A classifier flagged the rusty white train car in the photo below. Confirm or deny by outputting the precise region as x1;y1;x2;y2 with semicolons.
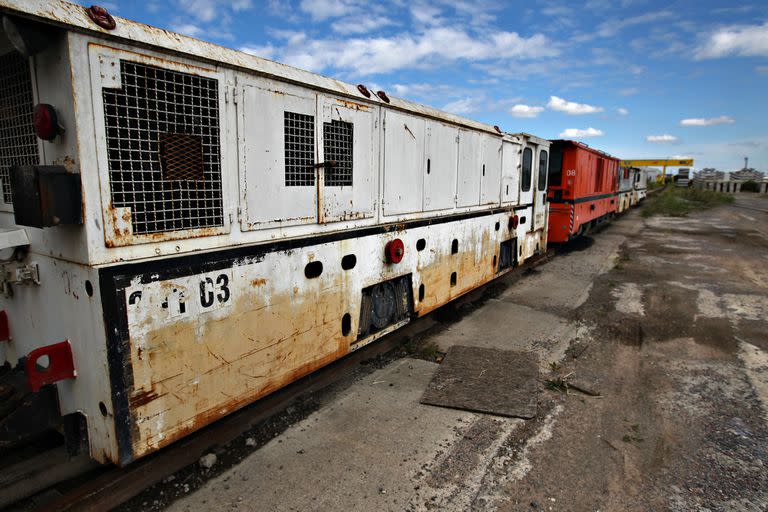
617;166;635;213
0;1;549;465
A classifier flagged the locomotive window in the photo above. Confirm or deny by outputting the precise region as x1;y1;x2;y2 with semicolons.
548;147;563;187
285;111;316;186
521;147;532;192
323;120;353;186
538;150;548;191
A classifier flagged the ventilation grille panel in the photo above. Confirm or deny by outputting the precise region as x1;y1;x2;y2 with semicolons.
284;111;315;187
0;52;38;205
102;60;223;235
323;120;353;187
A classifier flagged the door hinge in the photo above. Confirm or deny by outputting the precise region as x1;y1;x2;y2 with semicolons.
232;87;239;104
236;207;242;222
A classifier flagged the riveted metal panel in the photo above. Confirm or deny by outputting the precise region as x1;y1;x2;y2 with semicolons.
480;134;502;206
318;95;376;223
501;139;520;205
238;78;318;230
457;129;482;208
424;120;457;212
382;110;425;216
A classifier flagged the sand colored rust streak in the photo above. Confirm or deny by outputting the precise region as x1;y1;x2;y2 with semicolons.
415;228;498;317
126;275;352;459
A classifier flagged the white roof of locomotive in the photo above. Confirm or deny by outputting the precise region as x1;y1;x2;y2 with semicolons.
0;0;507;137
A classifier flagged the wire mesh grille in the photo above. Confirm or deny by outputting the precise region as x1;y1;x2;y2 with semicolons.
159;133;205;181
323;120;353;186
0;52;38;205
102;60;223;235
284;111;315;186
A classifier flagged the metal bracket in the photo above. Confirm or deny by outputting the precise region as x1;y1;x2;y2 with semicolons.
25;340;77;392
1;262;40;297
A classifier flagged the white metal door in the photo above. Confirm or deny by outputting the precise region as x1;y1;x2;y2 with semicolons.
501;140;520;205
318;95;376;223
518;144;534;208
533;145;548;231
239;80;317;230
424;120;458;211
383;110;425;216
480;134;502;206
456;129;482;207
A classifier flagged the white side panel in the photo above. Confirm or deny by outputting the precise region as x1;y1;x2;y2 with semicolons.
501;140;520;205
318;95;376;223
424;120;458;211
480;134;502;206
240;80;317;230
383;111;425;216
456;129;482;207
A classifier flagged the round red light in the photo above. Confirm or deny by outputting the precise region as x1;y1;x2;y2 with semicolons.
33;104;60;141
510;215;519;230
385;239;405;264
86;5;117;30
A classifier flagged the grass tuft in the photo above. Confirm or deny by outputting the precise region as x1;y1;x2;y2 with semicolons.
641;186;734;218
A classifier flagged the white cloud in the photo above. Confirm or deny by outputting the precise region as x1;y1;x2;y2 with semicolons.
268;27;558;75
559;127;604;138
597;11;674;38
299;0;358;21
757;65;768;74
510;104;544;118
332;16;396;34
547;96;603;115
442;97;482;115
646;134;678;143
617;107;629;116
695;22;768;59
239;44;276;59
619;87;639;96
175;0;219;23
170;23;203;37
680;116;735;126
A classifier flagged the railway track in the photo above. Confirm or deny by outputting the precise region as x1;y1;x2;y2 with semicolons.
4;252;552;512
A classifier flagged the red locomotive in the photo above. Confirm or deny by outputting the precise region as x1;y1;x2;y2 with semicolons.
546;140;620;243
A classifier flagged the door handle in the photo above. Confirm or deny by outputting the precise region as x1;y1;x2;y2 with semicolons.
313;161;337;169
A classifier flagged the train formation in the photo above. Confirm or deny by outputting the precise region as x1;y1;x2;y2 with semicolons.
0;0;647;466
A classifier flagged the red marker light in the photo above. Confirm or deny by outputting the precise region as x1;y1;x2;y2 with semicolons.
510;215;519;229
385;239;405;264
33;103;61;141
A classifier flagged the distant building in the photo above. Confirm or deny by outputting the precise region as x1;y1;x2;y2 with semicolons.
730;168;764;181
695;168;725;180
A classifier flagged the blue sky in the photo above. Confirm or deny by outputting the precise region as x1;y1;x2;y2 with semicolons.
92;0;767;171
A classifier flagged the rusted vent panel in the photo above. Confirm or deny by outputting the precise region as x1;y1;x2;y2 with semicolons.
0;52;39;205
159;133;205;181
103;60;223;235
284;111;315;186
323;120;353;186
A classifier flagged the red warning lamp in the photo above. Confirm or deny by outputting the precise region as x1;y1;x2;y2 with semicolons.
385;239;405;264
510;215;519;230
33;104;62;141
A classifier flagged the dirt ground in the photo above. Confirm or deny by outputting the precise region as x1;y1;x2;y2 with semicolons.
141;194;768;512
497;195;768;512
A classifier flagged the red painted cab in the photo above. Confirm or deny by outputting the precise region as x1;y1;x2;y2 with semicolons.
546;140;619;243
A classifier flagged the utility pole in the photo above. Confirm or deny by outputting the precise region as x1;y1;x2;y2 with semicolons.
744;156;748;170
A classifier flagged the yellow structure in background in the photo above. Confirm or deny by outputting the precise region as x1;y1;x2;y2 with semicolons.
621;159;695;183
